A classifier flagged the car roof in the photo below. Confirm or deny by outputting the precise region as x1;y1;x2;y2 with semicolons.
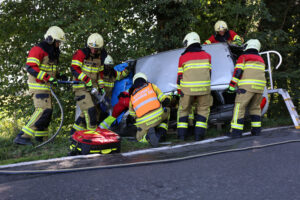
135;43;235;93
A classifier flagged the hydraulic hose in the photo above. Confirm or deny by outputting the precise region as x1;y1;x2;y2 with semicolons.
2;139;299;175
35;87;64;149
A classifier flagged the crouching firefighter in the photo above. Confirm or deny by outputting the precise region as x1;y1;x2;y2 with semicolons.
227;39;266;137
177;32;213;141
14;26;66;145
70;33;108;135
127;73;171;147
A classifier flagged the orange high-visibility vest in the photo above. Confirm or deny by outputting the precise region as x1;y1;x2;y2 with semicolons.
131;83;161;118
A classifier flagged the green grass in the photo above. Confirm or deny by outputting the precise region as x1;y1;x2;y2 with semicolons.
0;114;294;165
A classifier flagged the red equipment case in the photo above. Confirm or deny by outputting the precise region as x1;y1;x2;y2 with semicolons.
70;127;121;155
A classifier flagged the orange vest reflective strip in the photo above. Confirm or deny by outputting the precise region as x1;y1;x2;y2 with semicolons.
131;84;161;118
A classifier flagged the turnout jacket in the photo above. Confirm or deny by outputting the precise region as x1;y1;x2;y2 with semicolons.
204;30;242;45
177;44;212;96
129;83;168;125
229;50;266;93
26;41;59;93
70;48;107;91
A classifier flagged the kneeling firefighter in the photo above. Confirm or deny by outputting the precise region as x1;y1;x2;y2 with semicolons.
127;73;171;147
177;32;213;141
227;39;266;137
14;26;66;145
70;33;107;135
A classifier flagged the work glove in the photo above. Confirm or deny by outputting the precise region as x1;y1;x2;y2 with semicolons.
226;86;236;93
162;98;170;107
177;89;184;97
48;77;58;86
85;80;93;91
126;115;136;125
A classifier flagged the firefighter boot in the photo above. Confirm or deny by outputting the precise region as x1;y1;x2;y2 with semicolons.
13;131;33;145
146;127;159;147
250;115;261;136
194;115;207;141
177;116;188;140
157;127;167;142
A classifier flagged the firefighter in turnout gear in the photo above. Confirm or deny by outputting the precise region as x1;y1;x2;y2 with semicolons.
204;20;243;46
100;55;130;99
228;39;266;137
70;33;108;135
128;73;171;147
177;32;213;141
14;26;66;145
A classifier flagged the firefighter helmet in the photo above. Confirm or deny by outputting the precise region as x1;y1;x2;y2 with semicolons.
87;33;104;49
104;55;114;65
183;32;201;47
133;72;147;83
44;26;66;43
244;39;261;52
214;20;228;32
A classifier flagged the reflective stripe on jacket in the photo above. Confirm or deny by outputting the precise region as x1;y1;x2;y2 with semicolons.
178;51;212;95
130;83;161;118
231;54;266;93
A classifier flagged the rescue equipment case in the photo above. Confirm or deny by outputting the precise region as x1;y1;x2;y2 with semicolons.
69;127;121;155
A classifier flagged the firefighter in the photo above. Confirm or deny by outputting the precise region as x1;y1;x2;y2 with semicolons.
70;33;107;135
177;32;213;141
100;55;130;101
204;20;243;46
227;39;265;137
127;73;171;147
13;26;66;145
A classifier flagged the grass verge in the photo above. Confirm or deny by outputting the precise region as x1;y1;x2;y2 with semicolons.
0;115;293;165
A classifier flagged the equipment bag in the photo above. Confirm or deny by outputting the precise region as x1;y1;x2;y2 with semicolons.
70;127;121;155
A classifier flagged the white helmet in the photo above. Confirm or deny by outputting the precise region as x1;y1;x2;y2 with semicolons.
133;72;147;83
183;32;201;47
44;26;66;43
87;33;104;49
214;20;228;32
244;39;261;52
104;55;114;65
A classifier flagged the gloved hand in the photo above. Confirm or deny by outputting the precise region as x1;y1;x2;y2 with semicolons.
126;115;136;125
85;80;93;91
226;86;236;93
162;98;170;107
48;77;58;85
177;89;184;97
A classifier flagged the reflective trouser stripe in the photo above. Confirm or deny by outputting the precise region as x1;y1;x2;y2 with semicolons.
138;134;148;143
177;122;188;128
72;123;85;131
158;122;168;130
251;121;261;127
231;103;244;130
35;130;48;137
22;126;35;137
231;123;244;130
84;111;96;131
100;121;110;129
26;108;43;127
195;121;207;129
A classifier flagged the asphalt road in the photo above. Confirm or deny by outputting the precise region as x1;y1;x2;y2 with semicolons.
1;128;300;200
